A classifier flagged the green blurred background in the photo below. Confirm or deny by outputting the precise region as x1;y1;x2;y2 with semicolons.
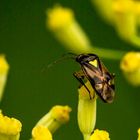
0;0;140;140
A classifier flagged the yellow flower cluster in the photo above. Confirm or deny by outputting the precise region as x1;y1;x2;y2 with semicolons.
0;105;71;140
1;1;140;140
36;105;71;134
92;0;140;47
45;4;140;140
0;112;22;140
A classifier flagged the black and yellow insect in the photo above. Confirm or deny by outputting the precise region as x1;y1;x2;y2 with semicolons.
73;53;115;103
48;53;115;103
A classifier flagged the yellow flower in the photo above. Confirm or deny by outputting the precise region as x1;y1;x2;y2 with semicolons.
47;5;74;30
90;129;110;140
78;81;97;140
134;2;140;15
120;52;140;86
0;55;9;101
36;105;71;133
32;125;52;140
91;0;114;24
138;128;140;140
46;5;91;53
113;0;137;41
0;112;22;140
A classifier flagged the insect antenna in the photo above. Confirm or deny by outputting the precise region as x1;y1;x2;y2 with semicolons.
41;53;77;72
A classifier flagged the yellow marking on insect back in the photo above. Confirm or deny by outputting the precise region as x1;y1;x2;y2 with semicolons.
89;60;98;67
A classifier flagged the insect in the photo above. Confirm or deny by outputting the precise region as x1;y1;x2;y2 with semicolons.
47;53;115;103
73;53;115;103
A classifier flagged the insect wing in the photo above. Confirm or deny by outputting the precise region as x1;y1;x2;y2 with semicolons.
101;83;115;103
81;60;115;103
97;61;115;103
82;62;102;84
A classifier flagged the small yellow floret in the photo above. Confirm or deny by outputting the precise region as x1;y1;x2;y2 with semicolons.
32;125;52;140
0;55;9;74
51;105;72;123
0;113;22;135
47;6;74;30
90;129;110;140
120;52;140;72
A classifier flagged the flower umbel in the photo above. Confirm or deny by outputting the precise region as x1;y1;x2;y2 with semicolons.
32;125;52;140
90;129;110;140
36;105;71;133
0;55;9;101
0;112;22;140
78;81;97;140
92;0;140;47
120;51;140;86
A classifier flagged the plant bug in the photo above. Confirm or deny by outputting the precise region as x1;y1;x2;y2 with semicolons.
47;53;115;103
73;53;115;103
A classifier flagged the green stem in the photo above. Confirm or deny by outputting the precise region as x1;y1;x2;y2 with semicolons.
83;134;90;140
89;46;126;60
131;36;140;48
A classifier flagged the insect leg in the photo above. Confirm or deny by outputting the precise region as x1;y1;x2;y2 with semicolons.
73;71;92;99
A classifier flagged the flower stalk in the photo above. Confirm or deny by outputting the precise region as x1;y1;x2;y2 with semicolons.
78;81;97;140
35;105;71;133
